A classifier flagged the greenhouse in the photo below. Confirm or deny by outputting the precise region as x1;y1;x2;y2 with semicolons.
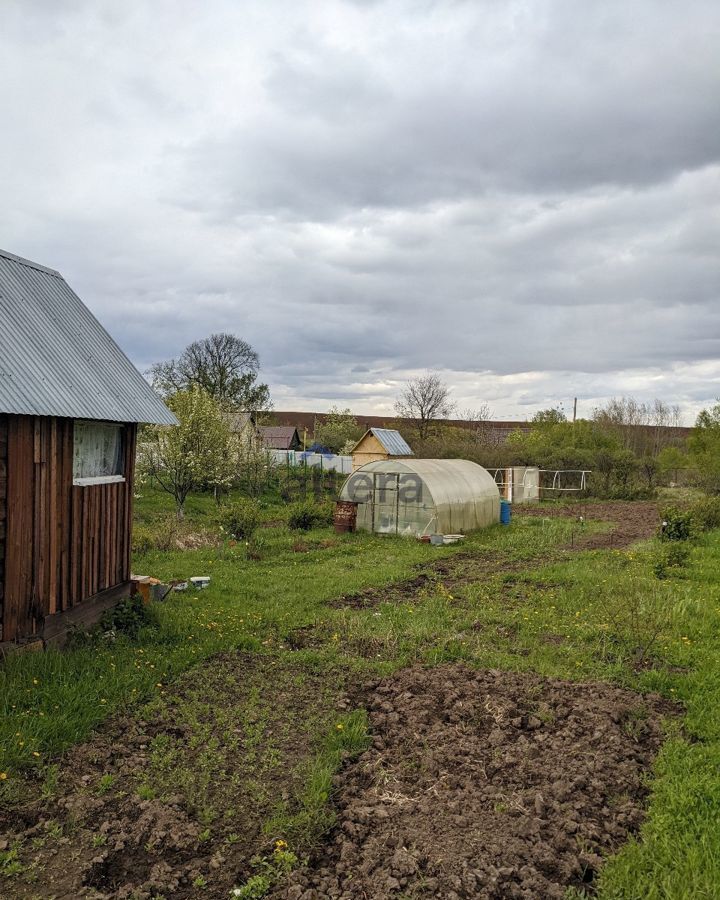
339;458;500;536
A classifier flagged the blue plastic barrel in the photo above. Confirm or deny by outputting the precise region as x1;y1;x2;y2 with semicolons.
500;500;511;525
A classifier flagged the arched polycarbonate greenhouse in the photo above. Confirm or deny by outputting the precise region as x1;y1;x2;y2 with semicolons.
339;459;500;535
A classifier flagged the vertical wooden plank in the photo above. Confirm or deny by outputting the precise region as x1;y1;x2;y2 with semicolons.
109;484;118;587
94;485;101;596
81;485;90;602
97;484;105;592
48;419;58;615
103;483;110;591
70;485;81;607
5;417;35;641
89;487;95;601
0;415;8;641
124;425;137;581
59;420;72;612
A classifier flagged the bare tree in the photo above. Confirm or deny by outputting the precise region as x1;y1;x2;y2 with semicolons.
395;373;455;439
592;396;683;457
149;333;271;412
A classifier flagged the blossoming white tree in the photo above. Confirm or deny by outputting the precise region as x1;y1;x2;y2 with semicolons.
140;386;236;516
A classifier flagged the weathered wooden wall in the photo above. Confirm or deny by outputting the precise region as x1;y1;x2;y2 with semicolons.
0;415;7;640
1;416;137;643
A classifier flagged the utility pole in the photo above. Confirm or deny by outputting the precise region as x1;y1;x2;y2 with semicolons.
572;397;577;423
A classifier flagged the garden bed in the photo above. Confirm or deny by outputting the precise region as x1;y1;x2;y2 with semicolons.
273;663;678;899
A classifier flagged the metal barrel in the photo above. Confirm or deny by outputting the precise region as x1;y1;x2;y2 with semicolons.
500;500;512;525
334;499;359;533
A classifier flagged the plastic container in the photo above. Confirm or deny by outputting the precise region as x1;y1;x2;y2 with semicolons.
500;500;512;526
190;576;211;590
430;534;445;545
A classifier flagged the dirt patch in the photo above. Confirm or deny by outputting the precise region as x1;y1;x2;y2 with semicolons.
273;664;678;900
0;653;348;899
331;551;530;609
522;500;660;550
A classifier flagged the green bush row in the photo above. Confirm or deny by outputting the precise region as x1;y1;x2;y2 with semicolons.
660;496;720;542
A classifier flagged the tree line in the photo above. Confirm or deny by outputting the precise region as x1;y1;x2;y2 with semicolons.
140;337;719;511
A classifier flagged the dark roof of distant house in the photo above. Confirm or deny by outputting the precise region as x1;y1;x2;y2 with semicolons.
353;428;413;456
0;248;177;425
258;425;301;449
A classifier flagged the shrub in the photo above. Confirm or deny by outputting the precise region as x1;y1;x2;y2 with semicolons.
288;500;333;531
596;577;675;665
131;514;179;554
99;596;153;640
219;499;261;541
652;542;690;579
660;506;694;542
690;496;720;532
131;524;155;556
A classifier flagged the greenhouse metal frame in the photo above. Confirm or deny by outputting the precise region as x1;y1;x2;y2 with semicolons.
339;458;500;536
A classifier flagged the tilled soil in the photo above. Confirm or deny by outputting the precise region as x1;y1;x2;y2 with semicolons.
273;664;677;900
521;500;660;550
332;552;542;610
0;653;349;900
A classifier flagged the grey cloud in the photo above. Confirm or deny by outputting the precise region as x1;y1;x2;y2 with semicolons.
172;1;720;221
0;0;718;423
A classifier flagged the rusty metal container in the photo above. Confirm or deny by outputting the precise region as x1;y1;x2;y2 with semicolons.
334;499;359;533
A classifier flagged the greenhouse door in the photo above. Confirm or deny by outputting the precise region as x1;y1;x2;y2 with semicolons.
372;473;399;534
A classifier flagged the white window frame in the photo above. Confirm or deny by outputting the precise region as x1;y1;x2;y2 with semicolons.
72;421;126;487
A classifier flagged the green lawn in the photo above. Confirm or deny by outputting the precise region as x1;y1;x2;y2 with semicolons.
1;493;720;897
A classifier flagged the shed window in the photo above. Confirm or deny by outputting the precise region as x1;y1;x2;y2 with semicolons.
73;422;125;485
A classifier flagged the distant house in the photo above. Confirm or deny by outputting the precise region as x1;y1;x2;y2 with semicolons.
259;425;302;451
0;248;176;647
350;428;413;472
227;411;260;448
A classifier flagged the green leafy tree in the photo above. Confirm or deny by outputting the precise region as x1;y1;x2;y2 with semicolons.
658;445;688;485
149;333;271;412
314;407;364;454
688;403;720;493
139;386;236;516
531;407;567;425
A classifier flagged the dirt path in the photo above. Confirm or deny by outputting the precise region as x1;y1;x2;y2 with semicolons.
273;664;677;900
332;501;660;610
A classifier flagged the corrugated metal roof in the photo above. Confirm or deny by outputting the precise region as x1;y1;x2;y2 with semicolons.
0;248;177;425
370;428;413;456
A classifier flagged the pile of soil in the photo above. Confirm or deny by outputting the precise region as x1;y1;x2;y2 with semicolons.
273;664;677;900
521;500;660;550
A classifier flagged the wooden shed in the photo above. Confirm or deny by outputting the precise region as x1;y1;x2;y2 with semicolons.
0;249;177;647
349;428;413;472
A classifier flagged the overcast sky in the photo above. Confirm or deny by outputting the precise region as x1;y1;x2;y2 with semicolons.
2;1;719;422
